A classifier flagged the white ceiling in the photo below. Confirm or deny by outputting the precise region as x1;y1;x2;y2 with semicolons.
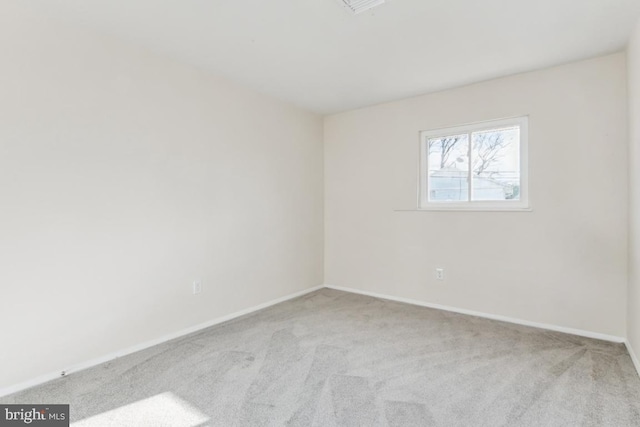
27;0;640;114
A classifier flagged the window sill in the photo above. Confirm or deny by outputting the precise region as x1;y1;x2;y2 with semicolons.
395;206;533;212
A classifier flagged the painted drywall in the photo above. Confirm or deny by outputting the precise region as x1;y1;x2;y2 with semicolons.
0;2;323;390
325;53;628;337
628;18;640;368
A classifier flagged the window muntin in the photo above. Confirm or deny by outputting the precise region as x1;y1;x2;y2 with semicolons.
419;117;528;210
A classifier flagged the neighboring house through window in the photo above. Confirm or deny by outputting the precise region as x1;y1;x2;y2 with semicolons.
419;116;529;211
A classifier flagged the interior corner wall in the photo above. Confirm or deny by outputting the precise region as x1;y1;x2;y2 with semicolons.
324;53;629;338
0;2;324;390
628;18;640;364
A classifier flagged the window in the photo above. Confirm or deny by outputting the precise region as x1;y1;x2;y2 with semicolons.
419;116;529;210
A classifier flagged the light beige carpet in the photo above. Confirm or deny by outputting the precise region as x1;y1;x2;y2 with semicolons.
3;288;640;426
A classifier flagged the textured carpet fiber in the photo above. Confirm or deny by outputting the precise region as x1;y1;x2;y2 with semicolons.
4;289;640;426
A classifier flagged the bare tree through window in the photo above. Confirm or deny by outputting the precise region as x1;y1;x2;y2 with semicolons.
424;125;521;202
473;131;508;176
429;135;465;169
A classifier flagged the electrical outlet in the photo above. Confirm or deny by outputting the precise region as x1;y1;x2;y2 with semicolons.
192;280;202;294
435;268;445;280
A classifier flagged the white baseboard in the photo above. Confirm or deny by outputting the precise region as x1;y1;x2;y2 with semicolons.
626;341;640;378
3;283;630;397
324;284;625;343
0;285;324;398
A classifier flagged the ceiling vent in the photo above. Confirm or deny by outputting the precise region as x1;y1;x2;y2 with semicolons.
338;0;385;15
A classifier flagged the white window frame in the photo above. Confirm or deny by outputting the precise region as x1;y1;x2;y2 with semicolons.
419;116;529;211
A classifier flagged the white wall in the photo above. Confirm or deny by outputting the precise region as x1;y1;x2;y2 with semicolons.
0;2;323;390
325;54;628;337
628;18;640;363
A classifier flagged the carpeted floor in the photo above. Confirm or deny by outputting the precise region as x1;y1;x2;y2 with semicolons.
3;288;640;426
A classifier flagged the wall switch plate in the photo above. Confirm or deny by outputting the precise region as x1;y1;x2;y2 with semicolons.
435;268;445;280
192;280;202;294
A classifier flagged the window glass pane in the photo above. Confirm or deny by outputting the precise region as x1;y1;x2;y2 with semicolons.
428;134;469;201
471;126;520;201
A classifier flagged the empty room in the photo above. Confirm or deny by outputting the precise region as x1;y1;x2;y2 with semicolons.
2;0;640;425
